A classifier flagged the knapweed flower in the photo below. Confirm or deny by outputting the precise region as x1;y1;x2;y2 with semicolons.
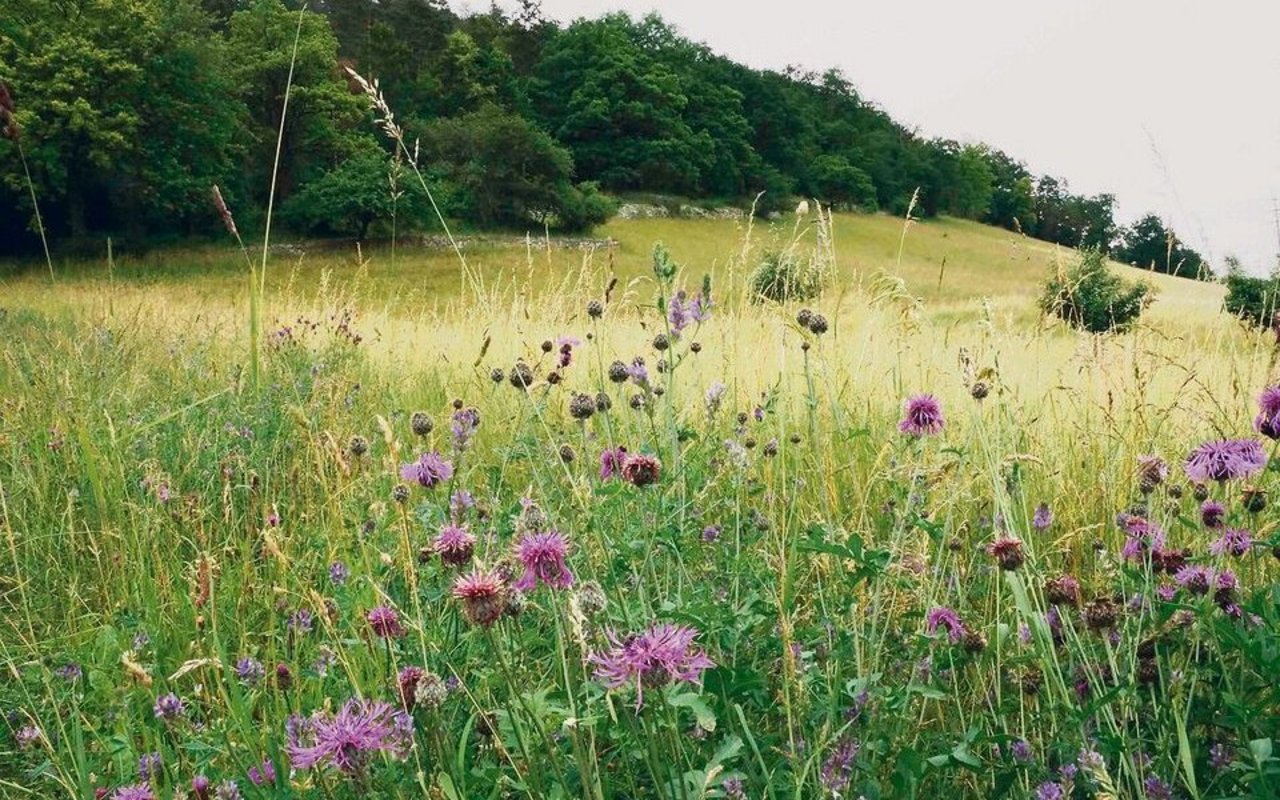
288;608;314;635
1200;500;1226;528
988;536;1025;570
397;666;424;709
399;451;454;488
1209;527;1252;557
590;623;714;708
1032;503;1053;531
450;407;480;450
367;605;404;639
599;447;628;480
235;656;264;686
1210;742;1233;770
452;569;507;627
1045;574;1081;606
701;525;721;543
153;692;185;720
1142;775;1174;800
1184;439;1267;483
434;524;476;567
1254;385;1280;439
925;606;966;643
705;382;726;417
513;531;574;591
214;781;242;800
1174;564;1214;595
1120;515;1166;561
898;394;944;437
55;662;82;682
1136;455;1169;492
192;776;211;800
1083;598;1120;631
668;289;712;336
1010;739;1034;763
287;699;411;773
621;453;661;486
112;786;155;800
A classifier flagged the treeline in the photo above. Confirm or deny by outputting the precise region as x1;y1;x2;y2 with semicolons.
0;0;1207;275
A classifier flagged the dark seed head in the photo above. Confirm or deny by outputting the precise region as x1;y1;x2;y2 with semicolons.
629;394;646;409
796;308;813;327
452;398;463;410
789;433;801;444
807;314;829;335
652;334;670;351
586;299;603;319
970;381;990;400
541;340;553;353
509;361;534;389
411;411;433;436
348;435;368;456
546;370;562;385
652;386;665;397
607;360;629;383
690;341;701;353
594;392;612;412
559;443;575;463
962;629;987;653
1243;485;1267;513
569;393;596;420
1019;668;1043;695
1193;483;1209;502
392;484;410;504
490;367;505;383
1083;598;1120;631
763;439;778;457
1136;658;1160;687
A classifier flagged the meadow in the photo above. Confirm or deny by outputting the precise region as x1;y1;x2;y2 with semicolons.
3;210;1280;799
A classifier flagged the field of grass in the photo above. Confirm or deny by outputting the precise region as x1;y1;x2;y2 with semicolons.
3;212;1280;799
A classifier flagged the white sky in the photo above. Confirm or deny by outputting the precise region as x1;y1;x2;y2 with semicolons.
454;0;1280;272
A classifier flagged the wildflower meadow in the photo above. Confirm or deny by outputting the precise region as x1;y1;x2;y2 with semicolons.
4;218;1280;800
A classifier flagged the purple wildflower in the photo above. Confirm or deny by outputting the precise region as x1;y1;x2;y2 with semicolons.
286;699;411;773
434;524;476;567
449;489;475;521
113;786;155;800
599;447;628;480
722;776;746;800
153;692;185;720
399;451;454;489
214;780;242;800
15;725;40;750
329;561;349;586
138;751;162;782
1120;516;1166;561
925;606;966;643
1174;565;1214;595
668;290;712;336
1156;583;1177;601
288;608;314;635
1209;527;1252;557
513;531;575;591
621;453;661;486
1032;503;1053;531
1010;739;1034;764
192;775;211;800
453;570;507;627
56;663;82;681
701;525;721;543
1254;385;1280;439
820;739;860;794
1035;782;1065;800
590;623;714;708
235;657;264;686
898;394;944;437
1210;742;1232;770
1200;500;1226;528
450;408;480;450
1143;775;1174;800
705;382;726;416
1184;439;1267;483
247;759;275;786
367;605;404;639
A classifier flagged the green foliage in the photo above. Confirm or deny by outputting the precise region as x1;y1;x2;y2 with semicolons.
808;154;877;210
1116;213;1208;279
280;146;427;238
1223;263;1280;328
1040;249;1151;332
749;249;825;303
423;103;609;231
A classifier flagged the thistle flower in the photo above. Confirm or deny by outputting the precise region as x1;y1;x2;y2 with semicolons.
925;606;966;643
1255;385;1280;439
399;451;454;489
1035;782;1065;800
367;605;404;639
1200;500;1226;528
898;394;944;437
452;570;507;627
621;453;661;486
287;698;412;773
1209;527;1252;557
192;776;211;800
153;692;185;720
590;623;714;708
1184;439;1267;483
599;447;628;480
434;524;476;567
1174;565;1213;595
988;536;1025;570
513;531;575;591
1142;775;1174;800
1010;739;1034;763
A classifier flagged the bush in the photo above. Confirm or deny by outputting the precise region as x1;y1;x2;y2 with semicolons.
1223;268;1280;329
1039;249;1151;333
552;181;616;233
749;249;824;303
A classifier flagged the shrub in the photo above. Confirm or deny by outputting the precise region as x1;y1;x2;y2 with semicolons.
1223;268;1280;329
750;249;824;303
1039;249;1150;332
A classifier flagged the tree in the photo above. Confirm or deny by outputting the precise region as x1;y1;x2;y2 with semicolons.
807;154;877;209
1116;214;1206;278
280;146;425;238
423;103;611;231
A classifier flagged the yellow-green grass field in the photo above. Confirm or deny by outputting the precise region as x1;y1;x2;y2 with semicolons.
4;211;1279;799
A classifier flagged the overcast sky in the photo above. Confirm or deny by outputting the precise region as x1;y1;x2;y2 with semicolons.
454;0;1280;271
